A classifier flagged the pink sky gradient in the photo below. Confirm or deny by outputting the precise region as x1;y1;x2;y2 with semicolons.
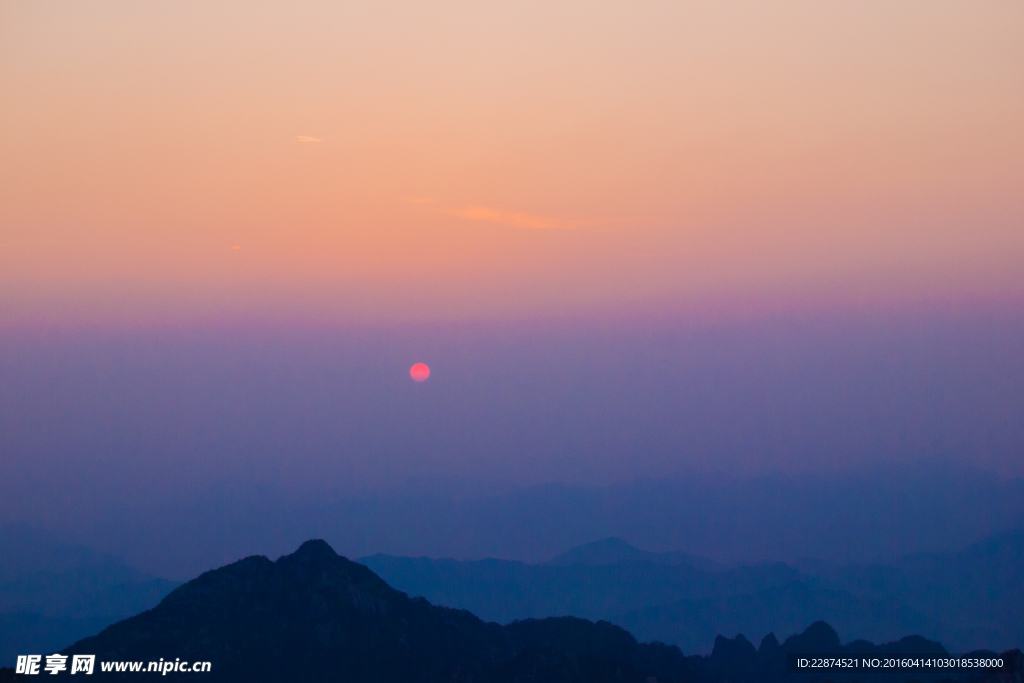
2;0;1022;325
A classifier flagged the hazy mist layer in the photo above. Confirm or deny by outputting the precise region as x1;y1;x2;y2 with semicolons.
1;305;1021;576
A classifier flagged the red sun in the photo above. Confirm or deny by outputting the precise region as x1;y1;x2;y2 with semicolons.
410;363;430;382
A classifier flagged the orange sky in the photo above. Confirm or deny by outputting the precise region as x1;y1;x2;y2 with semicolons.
1;0;1022;325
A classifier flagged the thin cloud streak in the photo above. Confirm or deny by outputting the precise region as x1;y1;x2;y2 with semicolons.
447;205;583;230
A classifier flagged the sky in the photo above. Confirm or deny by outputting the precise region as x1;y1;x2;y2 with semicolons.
1;0;1023;325
2;305;1023;516
1;2;1023;567
1;307;1023;574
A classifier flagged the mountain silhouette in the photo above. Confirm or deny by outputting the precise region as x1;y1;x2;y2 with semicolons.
2;540;1007;683
0;527;179;666
364;530;1024;653
57;540;700;682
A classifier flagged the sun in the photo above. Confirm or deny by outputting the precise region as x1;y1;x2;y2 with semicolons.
410;363;430;382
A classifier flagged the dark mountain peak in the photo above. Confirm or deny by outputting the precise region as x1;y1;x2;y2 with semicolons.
708;633;756;678
59;541;703;682
267;539;397;599
758;633;779;654
780;621;841;652
289;539;338;561
62;541;512;681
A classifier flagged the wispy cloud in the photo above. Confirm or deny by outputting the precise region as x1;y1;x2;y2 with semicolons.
297;136;324;142
446;205;581;230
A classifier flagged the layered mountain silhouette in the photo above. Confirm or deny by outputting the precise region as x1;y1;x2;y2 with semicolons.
0;540;1005;682
0;528;179;666
543;537;719;570
5;529;1023;675
363;531;1024;653
56;540;701;682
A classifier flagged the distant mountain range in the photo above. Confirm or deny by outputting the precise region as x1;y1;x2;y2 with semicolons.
0;528;179;666
24;464;1024;582
3;528;1022;668
362;530;1024;654
0;540;1004;683
543;537;721;570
